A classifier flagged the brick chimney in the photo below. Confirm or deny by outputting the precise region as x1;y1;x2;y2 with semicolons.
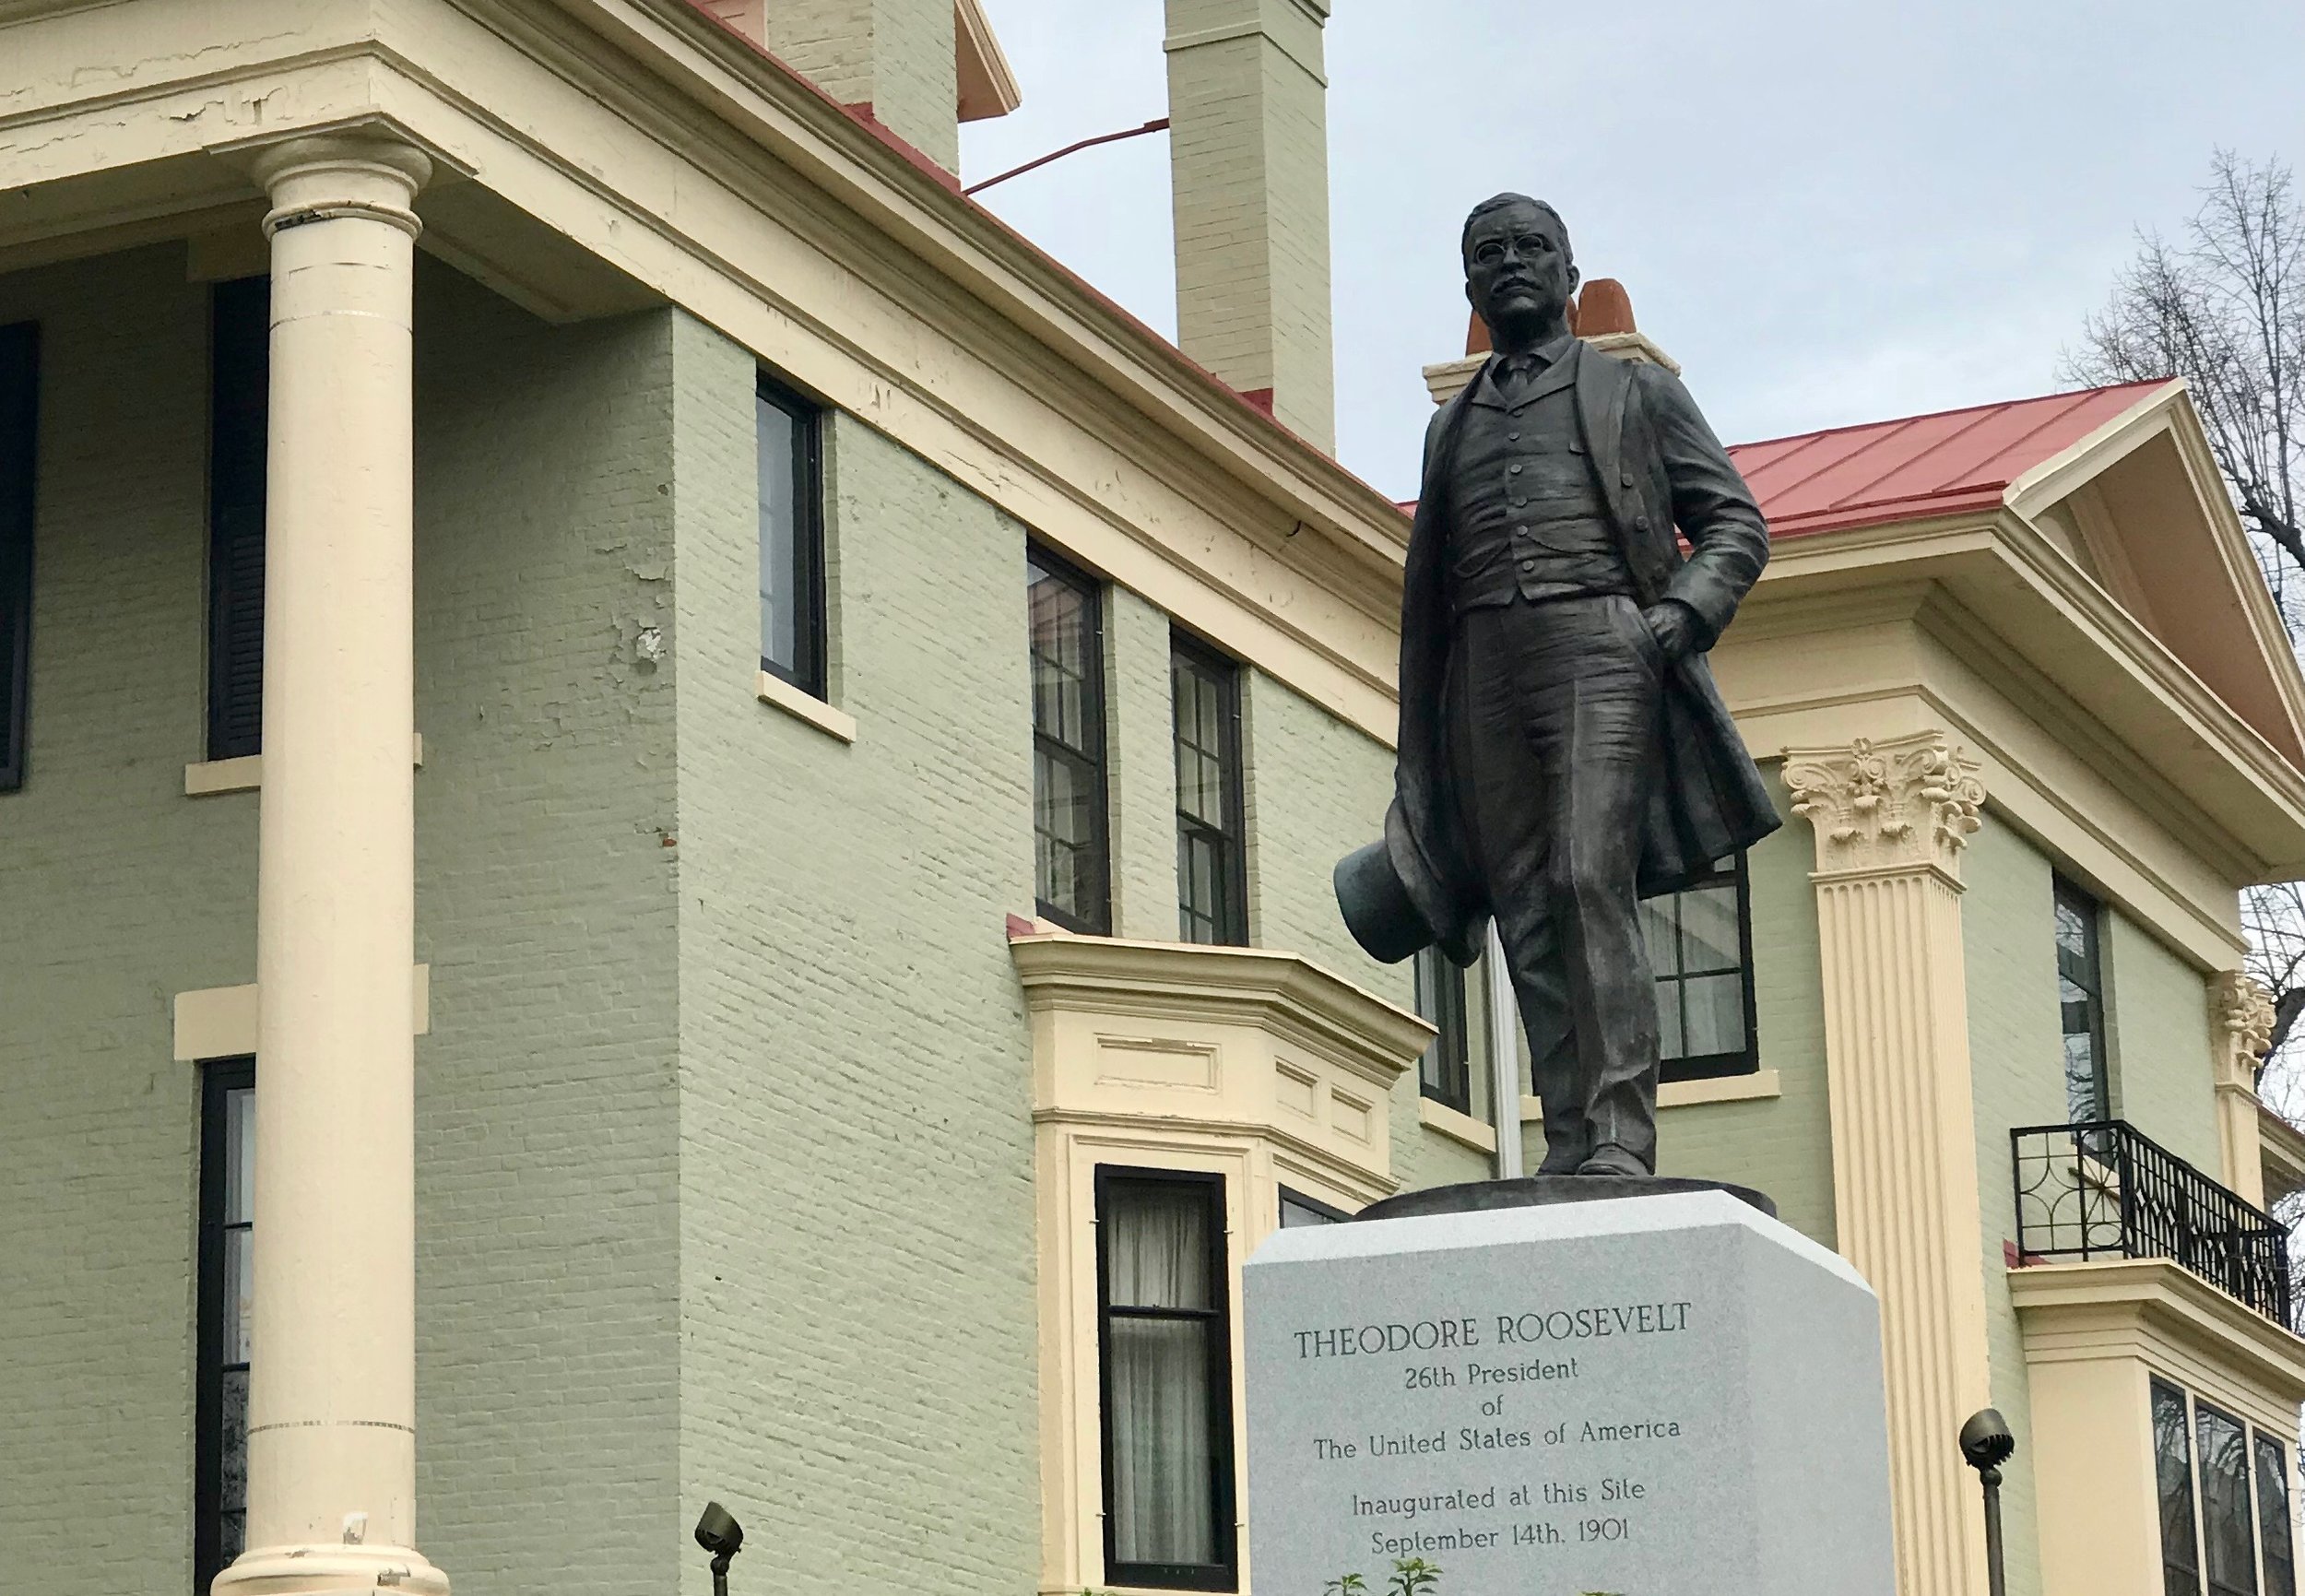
703;0;963;171
1423;278;1680;407
1164;0;1336;452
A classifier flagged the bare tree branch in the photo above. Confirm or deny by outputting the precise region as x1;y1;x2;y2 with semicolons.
2066;153;2305;1117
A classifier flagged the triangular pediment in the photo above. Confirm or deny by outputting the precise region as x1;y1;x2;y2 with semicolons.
2004;383;2305;767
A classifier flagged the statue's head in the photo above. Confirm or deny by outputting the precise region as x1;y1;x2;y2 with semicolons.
1461;194;1578;349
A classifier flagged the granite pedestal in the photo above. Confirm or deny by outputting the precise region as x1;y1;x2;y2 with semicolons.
1243;1190;1894;1595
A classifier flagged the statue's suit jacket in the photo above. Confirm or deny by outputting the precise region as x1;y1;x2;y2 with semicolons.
1386;341;1781;966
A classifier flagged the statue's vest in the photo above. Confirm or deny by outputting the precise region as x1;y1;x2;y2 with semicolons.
1446;379;1628;617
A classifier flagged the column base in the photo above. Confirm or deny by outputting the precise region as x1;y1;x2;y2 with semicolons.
212;1544;449;1595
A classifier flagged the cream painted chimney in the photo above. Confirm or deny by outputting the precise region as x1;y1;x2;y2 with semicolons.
1164;0;1336;452
1423;280;1681;407
701;0;964;171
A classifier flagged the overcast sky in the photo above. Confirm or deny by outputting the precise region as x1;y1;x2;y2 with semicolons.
958;1;2305;502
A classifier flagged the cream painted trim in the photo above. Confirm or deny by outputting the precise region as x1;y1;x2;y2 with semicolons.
1517;1068;1781;1122
1162;8;1330;84
1017;930;1419;1595
185;734;425;797
1418;1095;1496;1153
1730;544;2264;966
172;965;432;1060
1751;513;2305;882
2006;380;2305;764
1581;330;1680;374
2009;1257;2305;1436
2261;1105;2305;1209
0;7;1412;742
952;0;1021;122
1423;354;1482;407
184;754;264;797
2012;1256;2305;1596
755;670;857;743
1011;931;1432;1090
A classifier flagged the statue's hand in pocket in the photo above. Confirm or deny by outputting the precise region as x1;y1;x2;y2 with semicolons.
1640;600;1699;664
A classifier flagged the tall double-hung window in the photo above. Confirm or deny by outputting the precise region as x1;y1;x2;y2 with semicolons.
0;320;36;792
2055;874;2113;1124
1414;947;1472;1113
1029;547;1109;932
757;372;827;696
195;1060;256;1590
2155;1377;2297;1596
1095;1167;1236;1590
1171;636;1247;946
1640;854;1758;1082
207;278;269;761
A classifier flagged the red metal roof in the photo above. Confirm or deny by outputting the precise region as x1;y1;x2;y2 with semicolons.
1730;380;2171;538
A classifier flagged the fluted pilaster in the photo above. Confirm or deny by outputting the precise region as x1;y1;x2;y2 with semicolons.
2211;970;2275;1207
1783;731;1991;1596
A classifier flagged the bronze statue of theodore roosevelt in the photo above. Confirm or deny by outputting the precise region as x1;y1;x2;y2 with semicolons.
1337;195;1780;1178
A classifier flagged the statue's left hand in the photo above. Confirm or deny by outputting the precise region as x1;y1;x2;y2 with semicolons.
1641;599;1701;662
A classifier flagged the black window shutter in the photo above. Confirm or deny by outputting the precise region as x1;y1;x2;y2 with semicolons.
207;279;269;762
0;321;36;793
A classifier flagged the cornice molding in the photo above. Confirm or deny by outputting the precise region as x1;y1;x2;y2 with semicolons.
1010;931;1428;1087
1756;507;2305;880
1783;731;1985;880
2009;1257;2305;1421
0;0;1412;738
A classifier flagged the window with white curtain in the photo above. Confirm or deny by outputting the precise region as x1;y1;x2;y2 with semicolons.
1096;1167;1236;1590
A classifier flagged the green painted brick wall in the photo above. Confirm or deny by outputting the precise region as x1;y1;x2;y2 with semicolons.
2106;911;2220;1172
0;244;244;1596
668;317;1043;1595
408;264;686;1596
1965;818;2066;1596
1107;584;1181;943
1649;767;1838;1247
1241;670;1490;1193
0;251;693;1596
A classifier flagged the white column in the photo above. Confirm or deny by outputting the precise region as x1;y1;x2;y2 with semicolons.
1782;732;1992;1596
215;132;446;1596
1486;925;1523;1178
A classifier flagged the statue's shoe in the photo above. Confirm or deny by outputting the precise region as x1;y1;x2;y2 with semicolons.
1575;1144;1650;1178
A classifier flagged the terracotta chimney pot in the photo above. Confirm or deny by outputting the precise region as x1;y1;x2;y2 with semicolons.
1576;278;1637;337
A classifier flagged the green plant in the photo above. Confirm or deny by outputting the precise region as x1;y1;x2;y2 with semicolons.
1386;1558;1441;1596
1323;1577;1368;1596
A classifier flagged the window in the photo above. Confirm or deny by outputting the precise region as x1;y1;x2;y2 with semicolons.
195;1059;255;1591
2160;1381;2205;1596
2258;1434;2296;1596
1414;946;1472;1114
1279;1188;1346;1228
2154;1377;2298;1596
207;278;269;762
1640;854;1758;1082
2055;874;2112;1124
1095;1167;1235;1590
0;321;36;793
757;373;826;695
1172;637;1247;946
1029;547;1109;933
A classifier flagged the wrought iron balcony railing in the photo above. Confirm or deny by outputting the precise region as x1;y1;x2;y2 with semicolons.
2011;1119;2295;1331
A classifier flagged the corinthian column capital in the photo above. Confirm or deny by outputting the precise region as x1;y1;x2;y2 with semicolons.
2212;970;2276;1087
1782;731;1986;880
